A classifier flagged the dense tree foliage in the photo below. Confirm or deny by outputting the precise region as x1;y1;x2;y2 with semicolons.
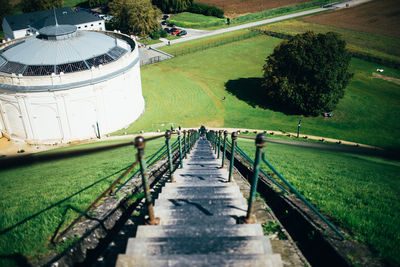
21;0;63;13
0;0;12;30
89;0;109;7
109;0;160;36
152;0;192;13
187;3;224;18
262;31;352;115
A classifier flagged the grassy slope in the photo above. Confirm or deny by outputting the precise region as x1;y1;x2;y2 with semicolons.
63;0;87;7
168;12;225;28
169;0;335;30
117;33;400;149
0;138;170;265
236;138;400;265
259;20;400;64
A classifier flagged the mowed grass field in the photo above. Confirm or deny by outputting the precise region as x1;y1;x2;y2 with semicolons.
236;138;400;265
116;32;400;149
0;138;170;266
168;12;225;28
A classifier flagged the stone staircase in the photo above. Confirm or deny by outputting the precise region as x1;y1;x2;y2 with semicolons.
116;138;282;266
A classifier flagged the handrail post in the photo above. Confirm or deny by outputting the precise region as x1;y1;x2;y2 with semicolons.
214;131;218;154
217;130;222;159
183;130;187;158
165;130;175;182
228;132;237;182
244;133;266;224
178;129;183;168
187;130;191;155
221;130;228;168
135;136;159;225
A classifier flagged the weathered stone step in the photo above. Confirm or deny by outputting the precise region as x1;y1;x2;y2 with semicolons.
136;224;263;238
125;236;272;255
155;206;247;218
174;169;225;174
157;192;244;199
160;185;241;194
172;176;227;182
117;253;283;267
160;215;238;225
154;198;247;207
163;181;234;187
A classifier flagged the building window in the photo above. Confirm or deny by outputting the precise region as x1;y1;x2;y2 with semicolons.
99;22;101;25
85;25;87;28
78;26;81;29
91;24;93;26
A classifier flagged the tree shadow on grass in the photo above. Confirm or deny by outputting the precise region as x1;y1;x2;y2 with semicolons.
0;254;30;267
224;77;298;115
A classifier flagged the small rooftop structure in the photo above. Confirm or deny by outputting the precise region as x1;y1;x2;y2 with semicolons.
2;7;105;40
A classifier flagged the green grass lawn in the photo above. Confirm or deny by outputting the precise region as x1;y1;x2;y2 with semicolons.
236;138;400;265
63;0;87;7
117;33;400;149
259;20;400;65
0;137;171;266
168;12;225;29
138;37;162;46
167;0;335;30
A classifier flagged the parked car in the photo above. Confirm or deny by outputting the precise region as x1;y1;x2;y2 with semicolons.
163;28;171;33
171;29;180;35
177;30;187;36
161;21;167;26
167;23;175;27
163;15;169;20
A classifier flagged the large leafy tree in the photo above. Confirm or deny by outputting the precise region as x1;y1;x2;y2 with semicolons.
89;0;109;7
152;0;193;13
262;31;353;116
109;0;160;36
21;0;63;13
0;0;12;30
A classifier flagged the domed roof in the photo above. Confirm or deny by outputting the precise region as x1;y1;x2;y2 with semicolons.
39;24;77;39
0;25;131;76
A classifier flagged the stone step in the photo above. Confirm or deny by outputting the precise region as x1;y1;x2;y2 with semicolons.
154;198;247;207
175;170;228;174
163;181;234;187
172;176;227;182
160;185;241;194
125;236;272;255
157;192;244;199
185;162;221;167
117;253;283;267
136;224;263;238
160;215;238;225
155;206;247;218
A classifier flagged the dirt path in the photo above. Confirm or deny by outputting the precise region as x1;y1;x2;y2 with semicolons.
205;127;381;149
373;73;400;85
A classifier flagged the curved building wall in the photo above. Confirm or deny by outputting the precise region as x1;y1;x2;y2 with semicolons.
0;34;144;144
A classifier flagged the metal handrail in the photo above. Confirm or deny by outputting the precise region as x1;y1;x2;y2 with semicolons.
113;143;167;195
233;143;289;194
261;152;344;239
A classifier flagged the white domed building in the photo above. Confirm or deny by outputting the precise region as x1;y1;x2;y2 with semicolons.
0;24;144;144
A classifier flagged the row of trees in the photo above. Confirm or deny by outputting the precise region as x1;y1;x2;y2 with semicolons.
152;0;193;13
21;0;62;13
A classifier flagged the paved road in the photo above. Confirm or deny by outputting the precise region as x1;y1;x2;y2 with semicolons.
151;0;373;49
